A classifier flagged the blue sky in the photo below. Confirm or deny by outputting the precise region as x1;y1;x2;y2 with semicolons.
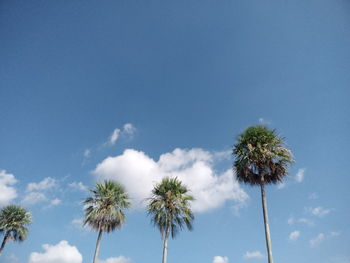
0;0;349;263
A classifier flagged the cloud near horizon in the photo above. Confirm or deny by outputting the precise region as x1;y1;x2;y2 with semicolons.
98;256;132;263
213;256;229;263
93;148;248;213
28;240;83;263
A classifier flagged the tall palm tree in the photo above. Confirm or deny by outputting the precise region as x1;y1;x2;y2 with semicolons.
233;126;293;263
147;177;194;263
83;180;131;263
0;205;32;254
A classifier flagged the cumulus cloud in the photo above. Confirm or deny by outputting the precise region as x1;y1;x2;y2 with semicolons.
213;256;229;263
28;240;83;263
310;233;325;247
26;177;57;192
98;256;132;263
243;251;264;259
295;169;305;183
307;206;331;217
93;148;248;213
0;170;18;206
289;230;300;241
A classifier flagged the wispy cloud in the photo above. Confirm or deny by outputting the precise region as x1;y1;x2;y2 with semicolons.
84;149;91;158
277;182;286;189
244;251;264;259
289;230;300;241
310;233;325;247
50;198;61;206
123;123;136;135
258;118;271;125
22;192;47;205
105;123;137;146
26;177;57;192
69;182;88;192
308;193;318;200
295;168;305;183
287;216;314;226
307;206;332;217
309;232;340;247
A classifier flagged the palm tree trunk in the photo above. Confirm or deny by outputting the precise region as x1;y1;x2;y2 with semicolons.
260;184;274;263
93;229;103;263
162;225;170;263
0;231;10;254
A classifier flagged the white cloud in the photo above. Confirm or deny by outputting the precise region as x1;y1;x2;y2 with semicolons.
26;177;57;192
109;128;121;146
244;251;264;259
310;233;325;247
22;192;47;205
106;123;136;146
123;123;136;135
68;182;88;192
28;240;83;263
295;168;305;183
0;170;18;206
213;256;229;263
93;148;248;213
50;199;61;206
98;256;132;263
289;230;300;241
307;206;331;217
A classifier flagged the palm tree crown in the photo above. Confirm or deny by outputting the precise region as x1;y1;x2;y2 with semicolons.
83;180;131;233
0;205;32;254
233;125;293;185
147;177;194;239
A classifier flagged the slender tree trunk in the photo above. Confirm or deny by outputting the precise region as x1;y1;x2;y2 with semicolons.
0;231;10;255
93;229;103;263
260;184;274;263
162;225;170;263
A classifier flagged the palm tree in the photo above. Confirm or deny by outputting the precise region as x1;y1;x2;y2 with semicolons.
147;177;194;263
0;205;32;254
232;126;293;263
83;180;131;263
